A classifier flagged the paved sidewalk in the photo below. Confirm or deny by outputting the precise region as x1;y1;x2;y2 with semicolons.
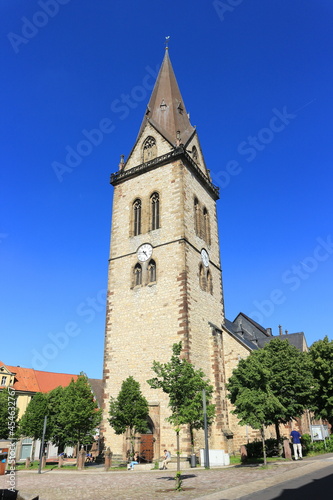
1;454;332;500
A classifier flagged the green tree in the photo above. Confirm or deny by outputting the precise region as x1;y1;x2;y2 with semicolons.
308;336;333;427
58;375;102;454
148;342;215;488
261;338;315;440
226;338;314;464
108;376;149;459
47;386;67;451
18;392;49;441
0;388;19;440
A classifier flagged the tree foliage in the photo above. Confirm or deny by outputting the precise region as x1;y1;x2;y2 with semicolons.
18;375;101;453
58;375;102;450
227;338;313;429
109;376;149;457
18;392;49;441
308;336;333;426
0;388;19;440
226;338;314;462
148;342;215;448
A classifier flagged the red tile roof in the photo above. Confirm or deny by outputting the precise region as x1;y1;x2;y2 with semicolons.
0;361;78;393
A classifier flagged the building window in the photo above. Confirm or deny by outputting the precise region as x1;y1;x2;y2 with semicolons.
207;270;213;295
148;259;156;283
134;263;142;286
150;192;160;230
194;198;200;236
199;264;206;291
1;376;6;386
133;199;142;236
192;145;198;162
203;207;211;246
143;136;157;162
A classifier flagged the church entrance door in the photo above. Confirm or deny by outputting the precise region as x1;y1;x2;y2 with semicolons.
139;433;154;462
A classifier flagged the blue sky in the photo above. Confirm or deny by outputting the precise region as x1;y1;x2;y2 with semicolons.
1;0;332;379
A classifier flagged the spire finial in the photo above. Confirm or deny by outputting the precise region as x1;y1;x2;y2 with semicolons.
165;36;170;50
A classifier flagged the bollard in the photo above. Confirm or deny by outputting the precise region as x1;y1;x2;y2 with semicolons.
77;448;86;470
283;439;292;460
25;457;31;469
240;445;247;463
104;447;112;471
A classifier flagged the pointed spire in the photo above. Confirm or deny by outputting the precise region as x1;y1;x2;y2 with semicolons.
138;48;195;147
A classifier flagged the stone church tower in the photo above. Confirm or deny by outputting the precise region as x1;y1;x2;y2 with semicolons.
102;48;229;460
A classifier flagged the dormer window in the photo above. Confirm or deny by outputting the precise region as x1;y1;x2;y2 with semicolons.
160;99;167;111
1;375;7;386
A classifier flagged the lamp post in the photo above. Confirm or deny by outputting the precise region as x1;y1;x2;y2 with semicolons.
202;389;210;469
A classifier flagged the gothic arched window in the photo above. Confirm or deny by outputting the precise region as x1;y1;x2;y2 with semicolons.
194;198;200;236
148;259;156;283
199;264;206;291
203;207;211;246
133;199;142;236
192;145;198;163
207;270;213;295
151;192;160;230
134;263;142;286
143;136;157;162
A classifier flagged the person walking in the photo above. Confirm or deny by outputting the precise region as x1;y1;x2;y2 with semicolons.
290;429;303;460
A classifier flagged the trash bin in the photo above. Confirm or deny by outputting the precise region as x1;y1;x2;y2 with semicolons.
0;461;6;475
190;454;196;468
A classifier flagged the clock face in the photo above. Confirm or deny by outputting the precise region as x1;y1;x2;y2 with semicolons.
137;243;153;262
201;248;209;267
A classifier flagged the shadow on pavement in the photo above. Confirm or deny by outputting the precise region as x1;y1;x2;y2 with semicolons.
271;473;333;499
157;473;197;482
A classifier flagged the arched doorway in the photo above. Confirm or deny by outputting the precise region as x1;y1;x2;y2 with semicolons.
139;417;154;462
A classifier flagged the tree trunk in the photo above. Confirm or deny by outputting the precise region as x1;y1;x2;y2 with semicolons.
176;429;181;490
130;429;135;459
275;422;283;456
260;426;267;466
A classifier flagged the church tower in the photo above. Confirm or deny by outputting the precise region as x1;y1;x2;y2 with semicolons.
102;47;227;460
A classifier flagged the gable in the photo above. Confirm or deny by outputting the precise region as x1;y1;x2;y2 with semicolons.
123;122;174;172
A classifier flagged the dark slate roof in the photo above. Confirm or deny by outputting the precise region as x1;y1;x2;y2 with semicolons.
257;332;308;352
88;378;104;408
234;312;270;336
137;48;195;147
223;319;259;351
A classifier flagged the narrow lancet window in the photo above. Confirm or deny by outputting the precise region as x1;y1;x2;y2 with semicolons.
203;207;211;246
133;199;142;236
151;192;160;230
134;263;142;286
207;270;213;295
199;264;206;291
194;198;200;236
148;259;156;283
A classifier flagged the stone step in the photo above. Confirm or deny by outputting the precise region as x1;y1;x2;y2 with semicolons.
130;461;191;471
